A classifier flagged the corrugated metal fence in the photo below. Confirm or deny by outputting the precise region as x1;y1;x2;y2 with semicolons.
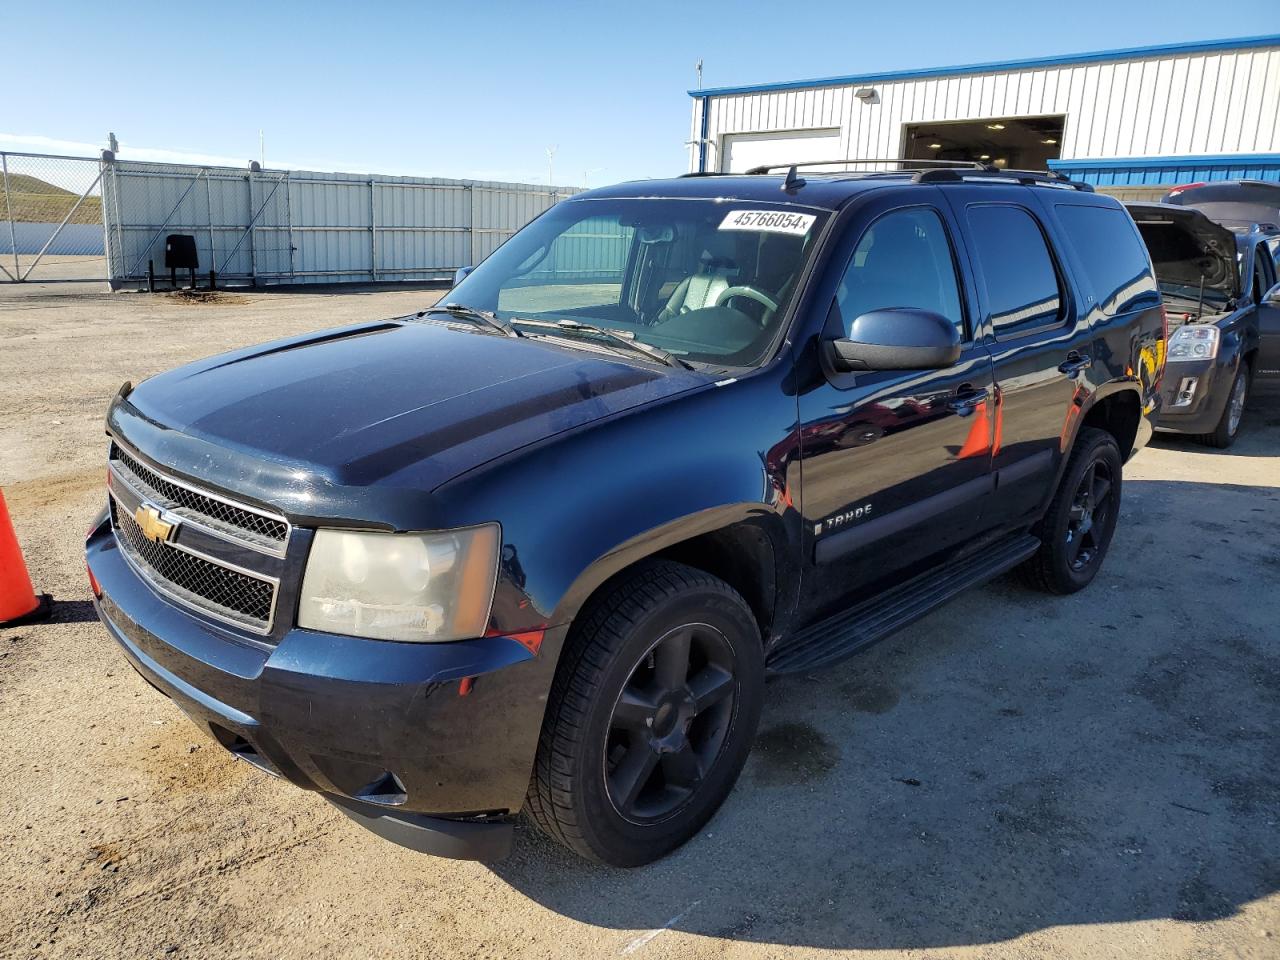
102;159;578;288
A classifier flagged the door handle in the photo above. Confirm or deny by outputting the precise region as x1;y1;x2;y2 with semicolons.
946;387;988;416
1058;352;1092;377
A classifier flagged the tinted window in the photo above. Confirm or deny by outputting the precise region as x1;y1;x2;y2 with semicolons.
1254;246;1276;302
968;205;1062;335
833;207;964;336
1056;204;1158;315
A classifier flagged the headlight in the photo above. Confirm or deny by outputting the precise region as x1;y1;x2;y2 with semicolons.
298;524;499;642
1167;324;1219;361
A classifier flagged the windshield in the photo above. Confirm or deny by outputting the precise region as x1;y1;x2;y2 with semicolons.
447;198;829;367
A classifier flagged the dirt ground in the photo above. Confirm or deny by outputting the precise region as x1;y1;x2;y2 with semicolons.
1;281;1277;960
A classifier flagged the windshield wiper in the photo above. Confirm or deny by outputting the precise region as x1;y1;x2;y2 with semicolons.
514;317;693;369
419;303;521;338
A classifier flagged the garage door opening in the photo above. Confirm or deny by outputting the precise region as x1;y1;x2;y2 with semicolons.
903;116;1065;171
720;128;843;173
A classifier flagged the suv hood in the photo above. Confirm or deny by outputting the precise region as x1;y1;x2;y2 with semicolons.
1127;202;1240;306
1163;180;1280;233
110;318;706;526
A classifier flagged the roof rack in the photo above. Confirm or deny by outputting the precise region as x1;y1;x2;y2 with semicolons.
742;158;987;175
680;158;1094;193
912;167;1094;192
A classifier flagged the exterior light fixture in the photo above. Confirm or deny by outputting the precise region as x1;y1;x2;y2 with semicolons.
854;87;879;103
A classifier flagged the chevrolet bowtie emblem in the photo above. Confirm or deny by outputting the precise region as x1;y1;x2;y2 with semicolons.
134;504;177;543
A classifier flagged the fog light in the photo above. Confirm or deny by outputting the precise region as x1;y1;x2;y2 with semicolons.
1173;377;1199;407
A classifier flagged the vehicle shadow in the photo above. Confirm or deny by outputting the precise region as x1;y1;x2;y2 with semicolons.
490;477;1280;950
49;599;100;624
1147;391;1279;457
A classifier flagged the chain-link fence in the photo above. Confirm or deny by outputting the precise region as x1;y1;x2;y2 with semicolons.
0;151;107;282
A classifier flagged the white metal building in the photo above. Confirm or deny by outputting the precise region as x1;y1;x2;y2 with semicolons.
688;34;1280;196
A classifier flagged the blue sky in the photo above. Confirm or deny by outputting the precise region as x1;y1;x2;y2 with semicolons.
4;1;1275;186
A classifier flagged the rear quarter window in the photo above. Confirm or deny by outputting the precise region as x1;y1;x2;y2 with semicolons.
1056;204;1159;316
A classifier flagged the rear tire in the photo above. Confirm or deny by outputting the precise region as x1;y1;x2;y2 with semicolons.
1020;426;1122;595
1197;365;1248;449
525;561;764;866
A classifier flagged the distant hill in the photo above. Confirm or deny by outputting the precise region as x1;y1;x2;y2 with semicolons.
0;173;103;224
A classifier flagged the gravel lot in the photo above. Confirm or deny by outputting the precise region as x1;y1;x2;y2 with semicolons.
1;282;1277;960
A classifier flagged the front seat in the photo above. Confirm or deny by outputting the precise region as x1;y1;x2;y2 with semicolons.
657;236;737;322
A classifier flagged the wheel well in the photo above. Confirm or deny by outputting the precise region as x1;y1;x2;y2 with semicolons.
582;525;774;644
1082;390;1141;459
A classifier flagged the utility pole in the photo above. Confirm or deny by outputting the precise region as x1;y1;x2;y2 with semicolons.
259;130;265;169
546;145;557;187
695;59;703;90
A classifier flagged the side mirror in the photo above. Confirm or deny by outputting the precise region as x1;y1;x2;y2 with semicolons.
453;265;474;287
825;308;962;372
1266;281;1280;304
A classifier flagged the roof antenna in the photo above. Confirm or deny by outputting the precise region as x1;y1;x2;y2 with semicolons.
781;165;806;193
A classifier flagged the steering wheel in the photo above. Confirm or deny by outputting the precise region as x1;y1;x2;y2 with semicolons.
714;285;780;316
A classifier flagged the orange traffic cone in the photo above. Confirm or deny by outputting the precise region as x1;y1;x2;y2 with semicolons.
0;490;51;626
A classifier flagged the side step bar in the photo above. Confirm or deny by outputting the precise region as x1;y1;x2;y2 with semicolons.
768;534;1041;675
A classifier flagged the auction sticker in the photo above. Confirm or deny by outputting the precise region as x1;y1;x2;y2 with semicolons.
719;209;816;236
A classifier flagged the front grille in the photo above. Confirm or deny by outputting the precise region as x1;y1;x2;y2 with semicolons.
112;445;289;549
112;498;277;631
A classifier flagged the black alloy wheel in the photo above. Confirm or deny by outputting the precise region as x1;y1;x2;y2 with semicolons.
603;623;737;824
526;560;764;866
1064;457;1115;573
1020;426;1123;595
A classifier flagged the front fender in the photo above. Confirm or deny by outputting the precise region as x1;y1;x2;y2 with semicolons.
430;367;801;632
549;500;789;628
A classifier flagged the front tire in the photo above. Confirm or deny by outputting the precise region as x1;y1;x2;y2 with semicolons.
1020;426;1122;595
525;561;764;866
1197;365;1248;449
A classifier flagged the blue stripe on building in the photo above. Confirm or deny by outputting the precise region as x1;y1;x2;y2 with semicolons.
1048;154;1280;187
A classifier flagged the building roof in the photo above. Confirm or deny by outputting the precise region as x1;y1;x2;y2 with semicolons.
688;34;1280;98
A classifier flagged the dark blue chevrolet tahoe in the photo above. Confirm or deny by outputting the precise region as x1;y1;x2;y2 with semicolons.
86;162;1167;866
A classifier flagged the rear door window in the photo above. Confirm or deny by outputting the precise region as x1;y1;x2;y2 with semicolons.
966;205;1064;337
1055;204;1158;316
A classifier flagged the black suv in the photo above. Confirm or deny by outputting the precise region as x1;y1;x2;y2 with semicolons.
86;162;1166;867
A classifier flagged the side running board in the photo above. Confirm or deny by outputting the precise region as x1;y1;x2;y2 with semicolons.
767;534;1041;675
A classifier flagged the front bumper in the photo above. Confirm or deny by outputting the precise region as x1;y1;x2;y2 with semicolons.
86;517;565;861
1153;354;1237;435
